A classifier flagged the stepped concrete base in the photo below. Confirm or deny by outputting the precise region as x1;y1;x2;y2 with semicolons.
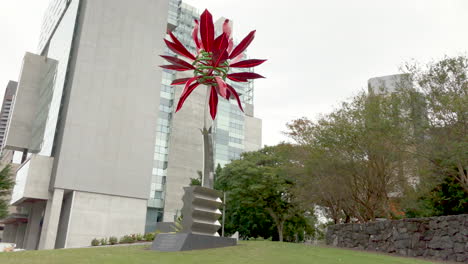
151;233;237;252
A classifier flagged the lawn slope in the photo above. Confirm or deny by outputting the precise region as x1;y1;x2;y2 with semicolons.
0;241;438;264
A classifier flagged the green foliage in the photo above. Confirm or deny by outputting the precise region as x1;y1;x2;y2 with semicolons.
119;235;136;244
144;232;155;241
282;55;467;222
91;238;100;246
108;236;118;245
217;144;315;242
135;234;144;241
171;215;183;232
0;165;14;219
286;90;413;222
99;238;108;246
404;173;468;217
403;56;468;192
190;171;202;186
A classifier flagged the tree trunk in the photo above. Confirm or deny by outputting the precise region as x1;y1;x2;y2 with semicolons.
277;221;284;242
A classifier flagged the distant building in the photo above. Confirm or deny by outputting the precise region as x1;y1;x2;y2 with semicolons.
367;73;427;190
0;0;262;249
0;81;17;151
368;73;412;95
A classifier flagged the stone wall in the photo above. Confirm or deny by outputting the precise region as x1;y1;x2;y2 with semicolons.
326;214;468;262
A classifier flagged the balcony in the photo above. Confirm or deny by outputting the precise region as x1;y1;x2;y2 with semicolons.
10;155;53;206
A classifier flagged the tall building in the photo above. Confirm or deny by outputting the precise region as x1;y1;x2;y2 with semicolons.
367;73;426;188
0;81;17;151
0;0;262;249
1;0;169;249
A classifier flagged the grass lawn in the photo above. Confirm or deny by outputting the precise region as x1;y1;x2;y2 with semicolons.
0;241;439;264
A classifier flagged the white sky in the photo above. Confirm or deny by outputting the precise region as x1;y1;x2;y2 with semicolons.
1;0;467;146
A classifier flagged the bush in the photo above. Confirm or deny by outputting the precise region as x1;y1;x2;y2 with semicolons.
100;238;108;246
144;232;155;241
135;233;144;241
119;235;136;244
91;238;100;246
109;236;118;245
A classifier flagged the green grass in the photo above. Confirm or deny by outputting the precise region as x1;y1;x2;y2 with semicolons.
0;241;438;264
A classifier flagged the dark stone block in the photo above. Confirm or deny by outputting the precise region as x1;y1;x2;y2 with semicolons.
456;254;467;262
151;233;237;252
454;242;465;253
395;239;410;249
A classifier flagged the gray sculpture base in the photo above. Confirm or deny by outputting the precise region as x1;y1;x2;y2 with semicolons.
151;233;237;252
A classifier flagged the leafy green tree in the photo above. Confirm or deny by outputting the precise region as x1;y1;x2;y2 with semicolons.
216;145;312;242
0;165;14;219
404;172;468;217
286;90;414;222
403;56;468;192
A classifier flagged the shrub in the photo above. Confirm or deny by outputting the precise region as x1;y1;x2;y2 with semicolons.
135;233;144;241
119;235;136;244
144;232;155;241
91;238;100;246
100;238;108;246
109;236;118;245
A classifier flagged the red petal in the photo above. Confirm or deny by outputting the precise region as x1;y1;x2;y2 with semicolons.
227;38;234;54
214;77;228;98
231;53;244;64
209;86;218;119
214;33;229;53
164;39;196;60
171;78;191;85
160;65;192;71
176;77;200;112
226;84;244;112
223;19;232;38
230;59;267;68
213;50;229;68
200;9;214;52
160;55;195;69
229;30;256;59
192;20;202;50
227;72;265;82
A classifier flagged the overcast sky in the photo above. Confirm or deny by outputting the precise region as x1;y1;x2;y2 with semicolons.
1;0;467;146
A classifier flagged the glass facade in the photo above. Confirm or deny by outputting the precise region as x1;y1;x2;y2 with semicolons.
146;0;255;229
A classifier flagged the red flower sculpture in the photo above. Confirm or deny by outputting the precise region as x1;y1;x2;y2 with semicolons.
160;9;266;119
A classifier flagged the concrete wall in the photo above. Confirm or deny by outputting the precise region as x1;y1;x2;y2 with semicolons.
10;155;53;205
5;53;57;151
164;84;207;222
244;116;262;152
326;214;468;262
55;191;73;248
64;191;147;248
2;223;17;243
51;0;169;199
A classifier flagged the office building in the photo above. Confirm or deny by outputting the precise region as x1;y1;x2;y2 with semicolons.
0;0;262;249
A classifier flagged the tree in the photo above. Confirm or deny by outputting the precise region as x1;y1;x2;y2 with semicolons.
286;90;414;222
216;144;312;241
403;56;468;192
0;165;14;219
403;171;468;218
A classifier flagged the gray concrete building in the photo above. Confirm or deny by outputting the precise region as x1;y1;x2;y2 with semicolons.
368;73;412;95
1;0;262;249
0;81;17;151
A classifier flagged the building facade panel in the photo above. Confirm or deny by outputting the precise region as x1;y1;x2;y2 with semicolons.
52;0;169;199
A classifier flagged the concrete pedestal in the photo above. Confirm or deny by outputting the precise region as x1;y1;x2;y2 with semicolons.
151;233;236;252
